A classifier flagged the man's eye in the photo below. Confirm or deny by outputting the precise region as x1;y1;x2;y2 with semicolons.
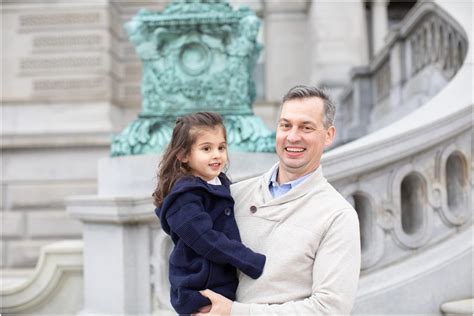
303;126;314;132
279;123;290;129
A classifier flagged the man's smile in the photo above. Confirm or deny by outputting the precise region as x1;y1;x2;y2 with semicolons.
285;146;306;153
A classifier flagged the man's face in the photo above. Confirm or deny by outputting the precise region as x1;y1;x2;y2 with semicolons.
275;97;335;183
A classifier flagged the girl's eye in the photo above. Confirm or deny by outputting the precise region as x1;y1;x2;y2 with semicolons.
202;146;211;152
218;145;227;151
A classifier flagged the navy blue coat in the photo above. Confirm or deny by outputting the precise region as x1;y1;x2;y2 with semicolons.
155;173;266;314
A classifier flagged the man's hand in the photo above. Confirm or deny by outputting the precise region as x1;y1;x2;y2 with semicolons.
193;289;233;316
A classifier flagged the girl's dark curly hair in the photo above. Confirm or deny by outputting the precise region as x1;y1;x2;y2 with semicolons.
152;112;227;207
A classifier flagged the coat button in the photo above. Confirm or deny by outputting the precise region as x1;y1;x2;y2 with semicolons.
224;208;232;216
250;205;257;213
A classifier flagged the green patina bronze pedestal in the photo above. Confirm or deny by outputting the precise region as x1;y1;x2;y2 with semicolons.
111;0;275;156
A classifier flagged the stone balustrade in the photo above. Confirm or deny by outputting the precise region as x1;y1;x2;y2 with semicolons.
336;1;468;146
334;127;470;272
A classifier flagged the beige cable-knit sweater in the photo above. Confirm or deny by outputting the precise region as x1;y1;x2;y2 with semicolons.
230;165;361;315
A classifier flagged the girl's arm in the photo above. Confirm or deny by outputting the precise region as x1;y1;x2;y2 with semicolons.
165;194;265;279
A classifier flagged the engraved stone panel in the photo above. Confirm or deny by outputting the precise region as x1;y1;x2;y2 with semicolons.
33;34;101;48
19;12;102;29
2;6;111;102
20;56;102;72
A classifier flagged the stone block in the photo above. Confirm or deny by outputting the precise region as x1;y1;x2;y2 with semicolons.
253;101;279;129
2;147;107;182
0;241;6;267
27;211;82;238
265;13;309;101
6;181;97;210
0;184;4;211
7;240;52;268
0;212;25;238
2;103;115;137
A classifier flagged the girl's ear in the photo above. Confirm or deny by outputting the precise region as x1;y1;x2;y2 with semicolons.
176;150;188;163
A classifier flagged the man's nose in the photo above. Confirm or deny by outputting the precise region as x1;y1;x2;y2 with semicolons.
287;128;301;142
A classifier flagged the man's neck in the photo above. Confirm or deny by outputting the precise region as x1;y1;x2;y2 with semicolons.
277;165;320;184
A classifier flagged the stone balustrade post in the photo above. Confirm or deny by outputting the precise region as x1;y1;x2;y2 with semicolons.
389;34;404;109
67;195;154;315
371;0;389;54
350;67;373;138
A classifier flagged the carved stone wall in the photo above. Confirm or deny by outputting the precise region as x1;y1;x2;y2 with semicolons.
337;130;471;271
1;1;117;268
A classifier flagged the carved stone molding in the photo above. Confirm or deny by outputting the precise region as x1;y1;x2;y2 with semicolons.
19;13;101;28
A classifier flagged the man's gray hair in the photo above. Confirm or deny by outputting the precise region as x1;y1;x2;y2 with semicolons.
282;85;336;129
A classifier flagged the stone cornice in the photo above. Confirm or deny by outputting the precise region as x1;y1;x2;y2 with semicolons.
67;195;154;224
263;0;309;14
1;132;111;149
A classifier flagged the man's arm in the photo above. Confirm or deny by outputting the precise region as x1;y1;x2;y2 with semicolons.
199;209;361;315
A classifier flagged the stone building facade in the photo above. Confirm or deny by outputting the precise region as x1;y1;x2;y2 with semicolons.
1;0;383;268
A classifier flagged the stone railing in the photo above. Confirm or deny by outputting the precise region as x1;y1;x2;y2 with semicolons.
62;1;471;315
0;241;83;314
336;1;468;146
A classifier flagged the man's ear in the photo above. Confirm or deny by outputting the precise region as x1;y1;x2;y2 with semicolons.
324;126;336;147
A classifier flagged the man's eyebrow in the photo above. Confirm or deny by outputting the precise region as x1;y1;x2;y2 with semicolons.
279;118;317;125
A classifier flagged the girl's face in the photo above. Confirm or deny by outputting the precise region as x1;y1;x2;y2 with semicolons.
181;126;228;181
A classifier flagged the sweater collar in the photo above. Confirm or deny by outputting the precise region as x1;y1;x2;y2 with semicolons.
259;163;325;206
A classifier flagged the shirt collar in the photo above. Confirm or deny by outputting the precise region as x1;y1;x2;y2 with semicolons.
207;177;222;185
269;165;315;189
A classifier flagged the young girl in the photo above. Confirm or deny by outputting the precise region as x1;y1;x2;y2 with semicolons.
153;112;266;315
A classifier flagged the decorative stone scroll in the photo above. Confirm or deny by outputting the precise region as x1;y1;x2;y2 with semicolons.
111;0;275;156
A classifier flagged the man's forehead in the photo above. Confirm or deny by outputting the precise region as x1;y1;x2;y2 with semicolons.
280;98;324;121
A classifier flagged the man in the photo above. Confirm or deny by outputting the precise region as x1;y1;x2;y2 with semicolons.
197;85;361;315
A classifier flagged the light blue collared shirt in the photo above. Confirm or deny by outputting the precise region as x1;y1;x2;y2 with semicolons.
268;165;314;198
